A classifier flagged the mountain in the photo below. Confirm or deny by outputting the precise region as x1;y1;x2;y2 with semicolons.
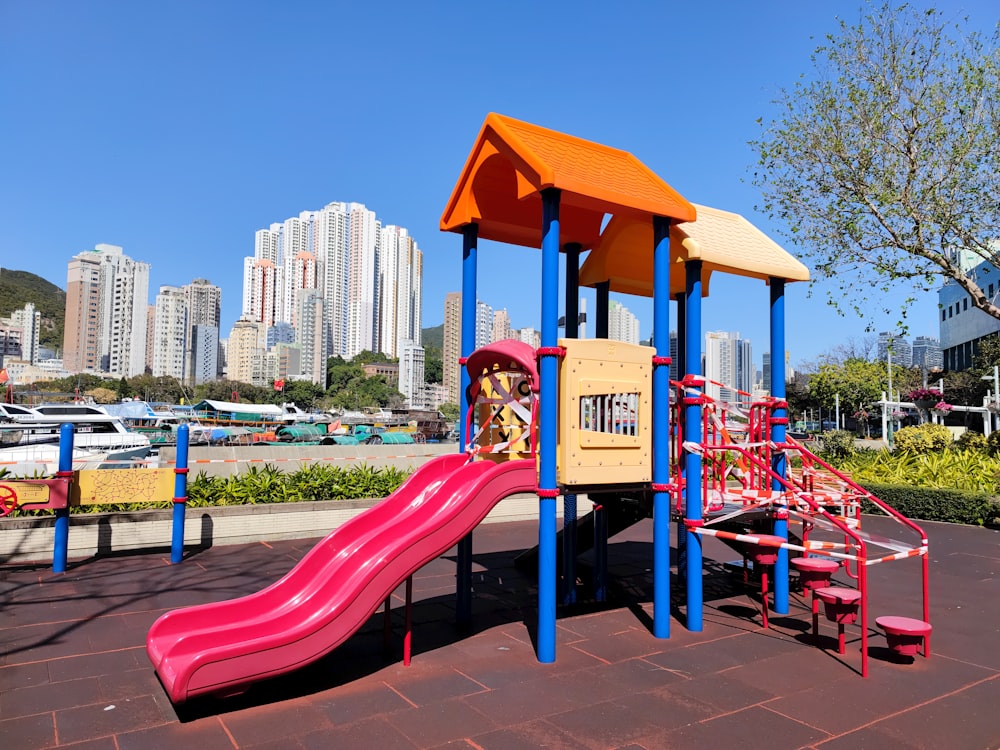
0;268;66;350
422;324;443;351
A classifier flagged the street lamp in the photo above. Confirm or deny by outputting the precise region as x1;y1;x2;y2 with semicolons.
981;365;999;432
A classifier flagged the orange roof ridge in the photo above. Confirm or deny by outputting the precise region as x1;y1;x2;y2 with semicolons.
440;113;695;249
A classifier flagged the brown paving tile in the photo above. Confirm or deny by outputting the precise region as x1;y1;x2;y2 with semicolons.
54;695;167;746
219;701;332;747
53;738;119;750
467;719;584;750
311;681;414;724
385;698;499;747
116;716;234;750
863;674;1000;749
47;647;145;683
566;626;666;664
460;675;585;724
556;608;649;640
96;666;164;703
0;659;50;689
1;676;103;717
663;671;773;714
816;727;926;750
612;687;718;731
300;716;418;749
663;705;831;749
387;667;488;705
0;711;56;749
543;699;673;750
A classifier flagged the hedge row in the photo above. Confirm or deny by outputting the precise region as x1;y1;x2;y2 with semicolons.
858;482;1000;527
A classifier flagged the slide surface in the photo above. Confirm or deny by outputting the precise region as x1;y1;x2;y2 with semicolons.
147;454;536;703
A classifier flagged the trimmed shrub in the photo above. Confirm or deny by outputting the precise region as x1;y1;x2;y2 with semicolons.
892;423;952;454
953;431;987;453
820;430;856;459
859;482;1000;527
987;430;1000;458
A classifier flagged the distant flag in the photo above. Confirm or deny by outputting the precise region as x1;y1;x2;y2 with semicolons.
274;379;285;392
0;368;8;384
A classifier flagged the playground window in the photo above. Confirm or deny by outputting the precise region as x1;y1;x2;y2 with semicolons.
579;392;640;437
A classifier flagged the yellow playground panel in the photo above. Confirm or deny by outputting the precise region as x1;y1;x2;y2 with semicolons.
475;370;535;463
557;338;654;487
72;468;177;506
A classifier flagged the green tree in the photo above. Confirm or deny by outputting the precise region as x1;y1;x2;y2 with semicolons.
438;402;460;423
752;4;1000;332
807;358;893;416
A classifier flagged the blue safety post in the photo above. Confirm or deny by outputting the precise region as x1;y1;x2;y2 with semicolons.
171;424;190;564
652;215;672;638
537;188;561;663
593;279;610;600
457;223;479;625
770;278;790;614
684;260;704;631
675;291;687;581
52;423;74;573
562;242;580;605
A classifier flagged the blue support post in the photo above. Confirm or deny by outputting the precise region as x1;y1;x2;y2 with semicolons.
562;242;580;606
52;423;74;573
652;215;672;638
537;188;561;663
171;424;190;564
770;278;790;615
457;224;479;625
592;279;610;601
675;292;687;581
684;261;704;631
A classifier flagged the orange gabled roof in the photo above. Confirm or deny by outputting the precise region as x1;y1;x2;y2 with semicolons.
440;113;696;249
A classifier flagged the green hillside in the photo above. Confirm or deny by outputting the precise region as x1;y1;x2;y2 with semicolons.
0;268;66;350
422;323;443;350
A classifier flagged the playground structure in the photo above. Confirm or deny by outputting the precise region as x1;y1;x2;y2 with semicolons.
140;113;929;704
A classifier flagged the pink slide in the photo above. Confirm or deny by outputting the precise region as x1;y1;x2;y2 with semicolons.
147;454;537;704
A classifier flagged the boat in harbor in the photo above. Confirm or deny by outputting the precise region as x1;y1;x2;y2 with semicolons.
0;402;151;472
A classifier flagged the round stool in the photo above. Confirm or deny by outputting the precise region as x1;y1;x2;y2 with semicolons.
790;557;839;594
742;534;784;628
876;616;932;659
814;586;862;654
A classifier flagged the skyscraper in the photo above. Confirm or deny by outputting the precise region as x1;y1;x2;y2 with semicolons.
877;332;912;367
608;300;640;344
912;336;943;371
705;331;753;403
152;286;187;379
8;303;40;365
443;292;462;405
63;244;149;377
183;278;222;381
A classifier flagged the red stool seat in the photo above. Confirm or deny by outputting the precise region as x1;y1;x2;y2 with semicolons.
876;616;932;658
790;557;839;592
740;535;785;628
813;586;862;654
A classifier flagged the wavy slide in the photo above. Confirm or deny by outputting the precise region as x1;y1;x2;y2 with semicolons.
147;454;536;704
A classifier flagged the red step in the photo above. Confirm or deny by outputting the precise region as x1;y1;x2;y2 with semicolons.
876;615;932;658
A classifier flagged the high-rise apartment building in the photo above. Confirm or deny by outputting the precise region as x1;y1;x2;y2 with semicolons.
607;300;640;345
443;292;462;406
152;286;187;379
63;244;149;377
191;324;220;385
877;332;912;367
492;309;512;342
475;301;493;349
912;336;944;372
244;202;422;365
296;288;327;386
705;331;753;403
227;319;263;386
399;340;426;409
183;278;222;380
7;303;40;365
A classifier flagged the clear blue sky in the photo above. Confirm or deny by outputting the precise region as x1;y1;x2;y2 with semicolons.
3;1;993;369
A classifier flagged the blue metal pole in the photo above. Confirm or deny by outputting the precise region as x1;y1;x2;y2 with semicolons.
457;224;479;625
537;188;561;663
171;424;190;564
593;278;610;601
684;261;704;631
770;278;790;614
675;292;687;581
52;422;74;573
562;242;580;606
652;215;672;638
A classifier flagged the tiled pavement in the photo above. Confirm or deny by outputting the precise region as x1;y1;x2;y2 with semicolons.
1;516;998;749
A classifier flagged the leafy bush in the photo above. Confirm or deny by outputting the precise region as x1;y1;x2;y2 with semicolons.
837;448;1000;493
892;423;952;454
987;430;1000;458
859;482;1000;526
820;430;856;459
953;431;987;453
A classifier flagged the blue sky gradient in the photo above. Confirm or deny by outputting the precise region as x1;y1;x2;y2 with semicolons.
3;1;993;368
